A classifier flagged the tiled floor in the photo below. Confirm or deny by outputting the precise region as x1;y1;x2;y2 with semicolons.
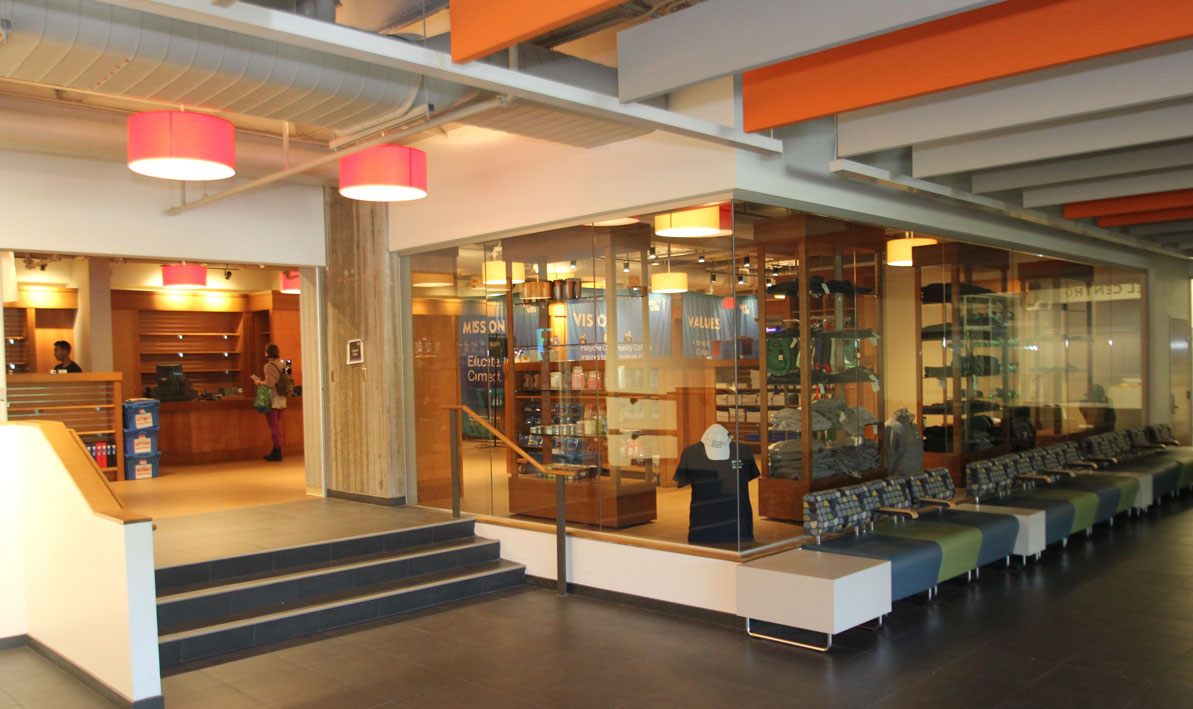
110;458;310;519
0;648;116;708
146;494;1193;708
153;499;459;568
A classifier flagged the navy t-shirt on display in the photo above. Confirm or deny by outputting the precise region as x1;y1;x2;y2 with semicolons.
672;442;760;544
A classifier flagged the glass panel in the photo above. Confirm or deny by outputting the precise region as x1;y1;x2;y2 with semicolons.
404;206;1149;556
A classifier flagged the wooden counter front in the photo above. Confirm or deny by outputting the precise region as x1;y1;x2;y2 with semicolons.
158;397;304;465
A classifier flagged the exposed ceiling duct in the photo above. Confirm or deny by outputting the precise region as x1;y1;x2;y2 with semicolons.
0;0;669;152
0;0;475;136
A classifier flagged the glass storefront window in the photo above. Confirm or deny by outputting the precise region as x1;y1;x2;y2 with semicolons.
406;202;1148;555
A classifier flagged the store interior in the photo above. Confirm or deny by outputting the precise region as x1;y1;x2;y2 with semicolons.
409;200;1146;552
2;255;309;518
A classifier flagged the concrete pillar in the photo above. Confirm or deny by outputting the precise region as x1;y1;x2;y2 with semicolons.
74;258;113;373
321;189;408;504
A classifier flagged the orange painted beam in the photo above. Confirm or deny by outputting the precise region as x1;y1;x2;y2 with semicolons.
1065;188;1193;219
450;0;624;64
742;0;1193;132
1098;206;1193;228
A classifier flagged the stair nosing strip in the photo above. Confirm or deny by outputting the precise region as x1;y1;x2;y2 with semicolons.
157;538;499;604
158;561;523;643
155;518;474;572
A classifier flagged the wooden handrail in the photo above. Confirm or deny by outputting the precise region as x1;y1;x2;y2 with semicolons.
444;405;549;475
2;421;150;525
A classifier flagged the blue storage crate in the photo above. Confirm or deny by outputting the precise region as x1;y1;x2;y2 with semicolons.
124;452;160;480
123;399;160;430
123;426;159;456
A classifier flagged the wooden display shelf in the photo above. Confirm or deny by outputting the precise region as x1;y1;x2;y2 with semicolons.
4;373;124;481
508;473;657;528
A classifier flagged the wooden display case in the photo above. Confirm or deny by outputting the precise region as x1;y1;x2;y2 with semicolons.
913;243;1017;484
751;215;888;522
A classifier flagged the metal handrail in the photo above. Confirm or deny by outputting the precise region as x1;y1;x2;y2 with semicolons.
444;404;548;474
445;404;572;596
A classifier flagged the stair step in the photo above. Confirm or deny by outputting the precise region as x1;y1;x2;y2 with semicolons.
157;537;501;629
158;559;525;666
155;518;476;593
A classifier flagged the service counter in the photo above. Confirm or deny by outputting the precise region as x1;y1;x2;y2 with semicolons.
158;397;304;465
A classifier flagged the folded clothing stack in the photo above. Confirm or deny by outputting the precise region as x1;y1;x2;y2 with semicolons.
767;438;879;480
770;407;835;432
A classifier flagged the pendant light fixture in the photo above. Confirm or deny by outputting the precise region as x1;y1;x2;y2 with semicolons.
653;203;732;237
886;232;938;267
161;263;208;289
648;246;657;260
570;260;577;271
650;244;688;294
593;217;640;227
339;145;428;202
482;260;525;285
697;252;705;264
279;270;300;294
623;261;630;273
127;111;236;181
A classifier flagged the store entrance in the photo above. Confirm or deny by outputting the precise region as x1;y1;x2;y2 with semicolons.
2;253;313;518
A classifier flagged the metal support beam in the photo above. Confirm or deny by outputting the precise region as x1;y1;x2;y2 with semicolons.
90;0;782;155
829;158;1190;260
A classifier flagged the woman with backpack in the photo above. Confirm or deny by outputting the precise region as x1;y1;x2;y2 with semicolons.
251;343;292;462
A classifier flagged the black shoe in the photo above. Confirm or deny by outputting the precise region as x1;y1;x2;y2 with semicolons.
264;448;282;462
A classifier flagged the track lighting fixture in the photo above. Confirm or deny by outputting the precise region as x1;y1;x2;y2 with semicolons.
623;261;630;273
648;246;657;260
697;252;705;264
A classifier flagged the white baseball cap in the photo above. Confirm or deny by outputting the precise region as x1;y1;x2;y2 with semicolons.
701;423;731;461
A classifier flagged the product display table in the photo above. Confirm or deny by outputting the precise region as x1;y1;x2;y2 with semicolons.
736;549;890;651
954;503;1047;560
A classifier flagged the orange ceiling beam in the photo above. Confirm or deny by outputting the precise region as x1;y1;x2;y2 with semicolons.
1098;206;1193;228
742;0;1193;132
1065;188;1193;219
450;0;625;64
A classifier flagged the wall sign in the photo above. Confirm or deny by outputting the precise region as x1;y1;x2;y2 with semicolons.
346;339;364;365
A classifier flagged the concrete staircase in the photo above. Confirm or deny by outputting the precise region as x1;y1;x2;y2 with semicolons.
155;517;523;667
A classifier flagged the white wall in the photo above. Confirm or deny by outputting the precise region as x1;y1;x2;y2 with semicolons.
0;151;326;267
0;429;27;639
391;129;736;251
0;424;160;703
475;523;740;614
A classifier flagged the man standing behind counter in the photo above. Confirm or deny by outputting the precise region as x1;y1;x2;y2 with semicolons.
52;340;82;373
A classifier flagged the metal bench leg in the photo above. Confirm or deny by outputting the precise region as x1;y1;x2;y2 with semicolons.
746;619;832;652
859;615;884;631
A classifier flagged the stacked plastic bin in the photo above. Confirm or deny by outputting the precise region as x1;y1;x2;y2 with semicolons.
122;398;161;480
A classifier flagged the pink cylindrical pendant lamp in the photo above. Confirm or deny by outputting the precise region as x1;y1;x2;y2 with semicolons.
127;111;236;181
161;264;208;289
339;145;428;202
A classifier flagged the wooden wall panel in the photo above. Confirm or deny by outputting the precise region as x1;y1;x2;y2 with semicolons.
35;308;77;373
270;308;303;386
323;189;406;503
413;313;459;500
111;309;140;399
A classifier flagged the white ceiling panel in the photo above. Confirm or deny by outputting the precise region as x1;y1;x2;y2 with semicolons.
617;0;999;102
838;39;1193;157
912;98;1193;178
1022;167;1193;208
972;140;1193;193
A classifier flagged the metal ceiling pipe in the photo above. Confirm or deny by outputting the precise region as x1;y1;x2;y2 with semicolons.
166;96;510;216
0;93;338;182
